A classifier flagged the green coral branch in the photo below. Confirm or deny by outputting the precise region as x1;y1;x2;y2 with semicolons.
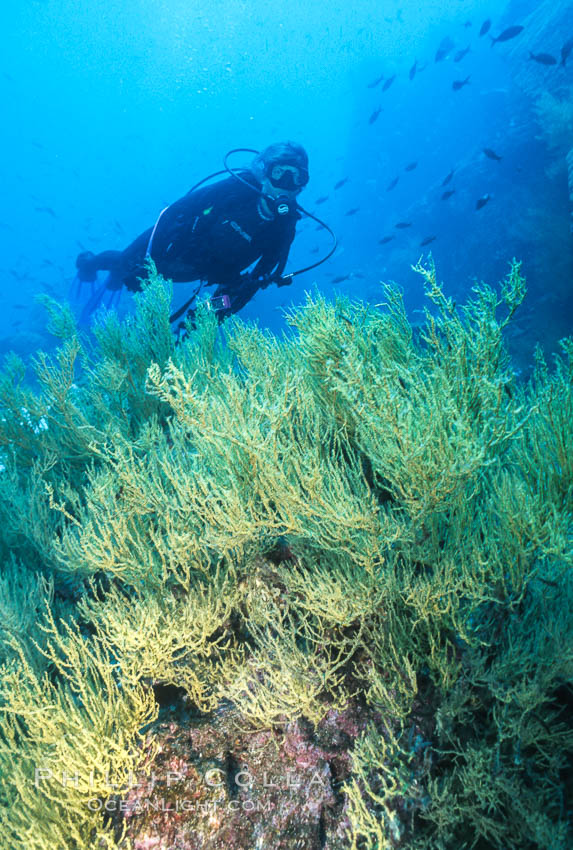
0;260;571;847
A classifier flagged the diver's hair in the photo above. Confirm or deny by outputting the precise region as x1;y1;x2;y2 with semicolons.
251;141;309;182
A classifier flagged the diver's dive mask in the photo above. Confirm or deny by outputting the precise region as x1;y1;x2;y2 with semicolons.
268;164;309;190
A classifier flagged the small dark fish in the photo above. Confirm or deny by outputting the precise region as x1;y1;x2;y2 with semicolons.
332;274;350;284
442;169;455;186
31;140;45;150
382;74;396;91
409;60;418;81
561;38;573;66
405;161;418;171
529;51;557;66
479;20;491;37
35;206;57;218
367;73;385;88
386;176;399;191
483;147;502;161
334;177;349;190
420;236;437;246
315;224;323;231
113;219;125;234
13;304;27;309
354;272;365;278
310;246;320;253
13;320;23;328
315;195;329;204
378;235;395;244
441;189;456;200
475;193;491;210
464;21;472;29
345;208;360;216
491;26;524;46
435;36;455;63
453;76;471;91
454;46;470;62
369;106;382;125
395;221;412;228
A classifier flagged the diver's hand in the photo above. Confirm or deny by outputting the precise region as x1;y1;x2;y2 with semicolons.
275;274;293;287
261;273;293;288
244;272;293;289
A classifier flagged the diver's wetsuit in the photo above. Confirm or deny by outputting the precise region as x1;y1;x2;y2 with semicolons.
76;171;299;318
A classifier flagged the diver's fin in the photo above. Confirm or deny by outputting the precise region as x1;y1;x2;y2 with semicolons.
75;251;99;283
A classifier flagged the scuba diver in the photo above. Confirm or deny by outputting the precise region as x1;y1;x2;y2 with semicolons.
74;141;336;327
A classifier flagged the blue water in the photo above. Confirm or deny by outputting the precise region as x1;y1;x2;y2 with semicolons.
1;0;571;365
